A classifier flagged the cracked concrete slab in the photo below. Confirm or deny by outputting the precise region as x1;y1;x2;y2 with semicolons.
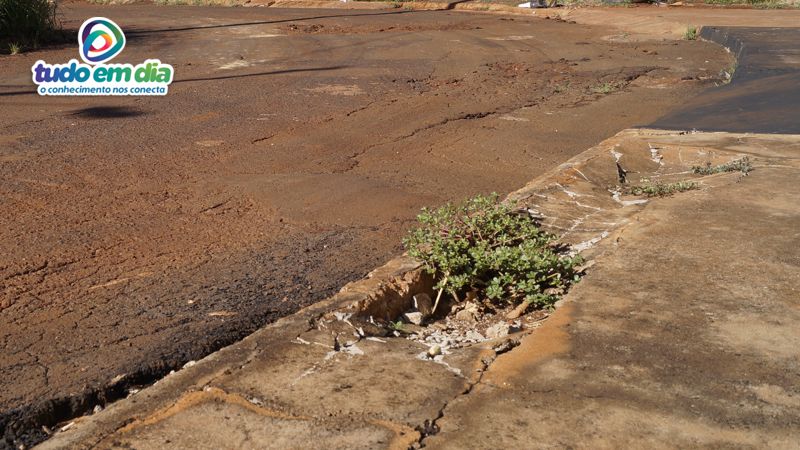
427;131;800;449
34;257;503;450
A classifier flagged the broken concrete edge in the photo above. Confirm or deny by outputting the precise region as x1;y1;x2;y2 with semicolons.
35;126;780;449
695;26;744;80
30;256;425;449
324;128;785;347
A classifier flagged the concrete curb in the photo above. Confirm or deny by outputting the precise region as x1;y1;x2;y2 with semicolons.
33;256;427;447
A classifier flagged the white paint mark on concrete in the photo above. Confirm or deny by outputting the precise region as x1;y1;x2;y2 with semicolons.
219;60;251;70
572;231;610;253
489;35;536;41
499;115;530;122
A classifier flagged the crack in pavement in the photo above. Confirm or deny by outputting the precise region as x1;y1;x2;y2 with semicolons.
415;339;521;447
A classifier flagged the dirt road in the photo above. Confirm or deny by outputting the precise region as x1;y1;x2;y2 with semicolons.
0;3;730;436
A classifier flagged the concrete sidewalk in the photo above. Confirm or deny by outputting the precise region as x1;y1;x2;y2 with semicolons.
430;131;800;449
37;129;800;449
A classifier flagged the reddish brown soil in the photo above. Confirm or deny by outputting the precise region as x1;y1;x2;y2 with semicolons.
0;3;730;442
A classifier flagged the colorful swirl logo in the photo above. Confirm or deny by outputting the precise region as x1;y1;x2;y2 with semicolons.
78;17;126;65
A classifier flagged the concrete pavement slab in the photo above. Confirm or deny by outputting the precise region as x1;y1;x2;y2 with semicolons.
428;130;800;449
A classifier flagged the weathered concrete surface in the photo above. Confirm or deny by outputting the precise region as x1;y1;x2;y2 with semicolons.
429;130;800;449
36;129;800;449
33;256;488;450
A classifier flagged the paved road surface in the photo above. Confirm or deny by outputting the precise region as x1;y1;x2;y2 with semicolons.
653;27;800;134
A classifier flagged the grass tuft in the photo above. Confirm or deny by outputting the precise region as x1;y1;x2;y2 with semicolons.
692;157;752;175
592;82;620;95
704;0;798;8
0;0;60;52
684;25;698;41
626;180;699;197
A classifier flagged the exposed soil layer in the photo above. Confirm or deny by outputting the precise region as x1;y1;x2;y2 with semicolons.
0;4;730;445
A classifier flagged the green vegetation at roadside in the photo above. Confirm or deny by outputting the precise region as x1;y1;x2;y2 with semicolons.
592;81;622;95
703;0;798;8
625;180;699;197
684;25;698;40
0;0;61;53
404;194;581;311
692;156;752;175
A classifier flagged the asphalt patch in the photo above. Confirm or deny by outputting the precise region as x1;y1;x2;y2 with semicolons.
651;27;800;134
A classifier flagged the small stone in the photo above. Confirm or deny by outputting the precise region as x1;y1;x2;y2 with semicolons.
486;323;511;339
359;322;389;337
429;322;447;331
454;309;477;323
404;312;424;325
92;405;103;414
464;330;485;342
428;345;442;357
